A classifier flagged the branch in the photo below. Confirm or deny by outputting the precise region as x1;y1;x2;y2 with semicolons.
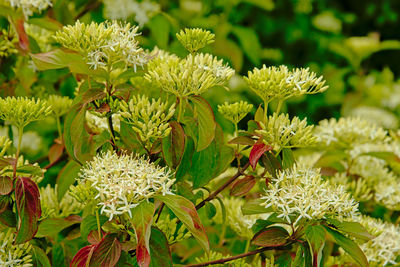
74;1;101;20
195;161;250;210
183;243;292;267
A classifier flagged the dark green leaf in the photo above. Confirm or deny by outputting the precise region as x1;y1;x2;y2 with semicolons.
81;214;108;242
162;121;185;169
149;227;173;267
0;176;13;195
36;215;81;238
31;245;51;267
251;226;289;247
56;160;81;200
282;148;295;169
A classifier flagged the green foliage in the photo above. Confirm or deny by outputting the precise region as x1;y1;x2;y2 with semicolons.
1;0;400;266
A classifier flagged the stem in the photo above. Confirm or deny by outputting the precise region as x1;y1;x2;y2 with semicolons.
184;243;292;267
155;203;165;223
13;126;24;178
56;116;63;143
276;99;283;114
195;162;250;210
264;100;268;119
177;97;183;122
96;209;102;240
107;115;117;149
244;239;251;253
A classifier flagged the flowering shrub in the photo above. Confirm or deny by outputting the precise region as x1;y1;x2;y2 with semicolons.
0;1;400;267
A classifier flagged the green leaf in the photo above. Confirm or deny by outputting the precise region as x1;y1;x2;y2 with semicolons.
30;49;88;73
231;26;261;66
119;121;142;152
326;218;374;242
282;148;295;169
81;214;108;242
0;176;13;195
149;227;173;267
56;160;81;200
260;152;282;178
36;215;81;238
292;243;312;267
31;245;51;267
129;202;155;267
242;198;272;215
154;194;209;252
305;225;326;267
28;17;63;31
148;14;170;49
324;226;369;267
314;150;347;172
251;226;289;247
189;96;216;151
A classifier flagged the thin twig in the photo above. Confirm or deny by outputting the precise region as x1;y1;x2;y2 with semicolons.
183;243;293;267
155;203;165;223
74;1;101;20
195;161;250;210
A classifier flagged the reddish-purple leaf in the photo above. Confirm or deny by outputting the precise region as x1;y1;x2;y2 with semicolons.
14;177;41;244
130;202;155;267
249;141;272;170
155;195;209;252
70;244;95;267
48;142;64;165
0;176;13;195
14;19;30;52
251;226;289;247
89;234;122;267
162;121;186;168
230;175;256;196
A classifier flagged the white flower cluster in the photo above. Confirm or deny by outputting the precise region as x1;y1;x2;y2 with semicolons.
315;117;388;148
261;165;359;225
5;0;51;18
77;151;174;220
103;0;159;27
0;229;32;267
357;216;400;266
348;106;398;129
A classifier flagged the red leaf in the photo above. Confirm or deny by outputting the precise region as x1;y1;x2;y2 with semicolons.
14;19;30;52
0;176;13;195
70;244;95;267
230;175;256;196
14;177;41;244
89;234;122;267
249;141;272;170
48;143;64;164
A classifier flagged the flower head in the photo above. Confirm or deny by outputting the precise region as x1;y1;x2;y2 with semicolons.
40;185;83;219
245;65;327;103
54;21;148;71
218;101;253;125
0;97;51;129
176;28;215;53
75;151;174;220
261;165;359;225
145;52;234;97
120;95;175;145
314;117;388;149
348;106;398;129
356;215;400;266
4;0;52;18
46;95;73;118
256;112;317;151
0;228;32;267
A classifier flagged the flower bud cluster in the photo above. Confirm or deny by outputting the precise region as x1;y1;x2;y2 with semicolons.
4;0;52;18
0;97;51;129
120;95;175;144
46;95;73;118
40;185;83;219
245;65;328;103
146;52;234;97
176;28;215;54
218;101;253;125
54;21;148;71
0;28;18;57
256;112;317;151
348;106;398;129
